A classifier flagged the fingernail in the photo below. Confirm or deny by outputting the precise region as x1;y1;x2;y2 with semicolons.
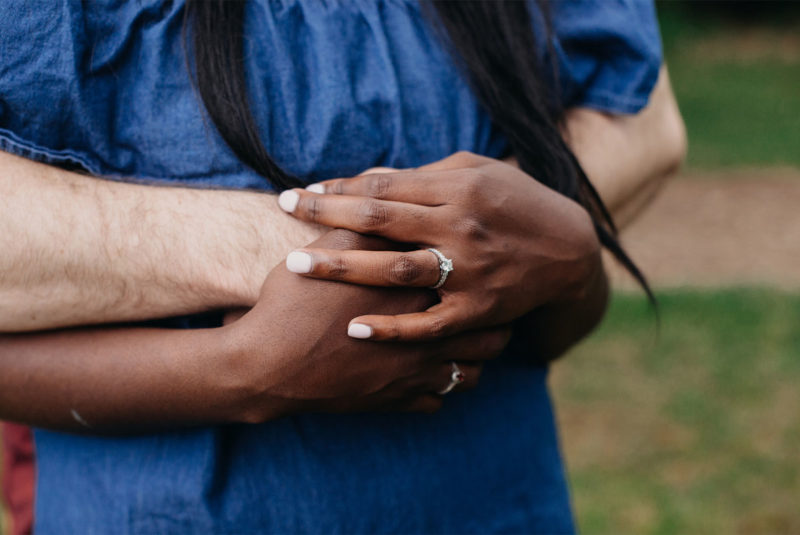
348;323;373;339
286;251;313;274
278;190;299;212
305;183;325;194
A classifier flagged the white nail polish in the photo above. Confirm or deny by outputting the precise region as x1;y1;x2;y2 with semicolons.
305;183;325;194
278;190;299;212
348;323;373;339
286;251;313;274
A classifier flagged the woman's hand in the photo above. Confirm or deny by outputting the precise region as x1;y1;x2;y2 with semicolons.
275;151;603;341
0;227;509;433
224;228;511;422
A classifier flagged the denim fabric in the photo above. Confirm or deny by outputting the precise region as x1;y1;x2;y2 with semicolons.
549;0;662;113
0;0;661;532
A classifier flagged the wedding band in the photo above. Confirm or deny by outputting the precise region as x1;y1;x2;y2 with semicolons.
437;362;465;395
427;248;453;289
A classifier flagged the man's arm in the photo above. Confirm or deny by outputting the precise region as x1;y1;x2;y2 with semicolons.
563;66;687;228
0;230;509;433
517;66;686;360
0;150;321;331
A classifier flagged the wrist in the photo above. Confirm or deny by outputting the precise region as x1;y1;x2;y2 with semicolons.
220;193;326;308
204;194;275;308
561;247;605;305
551;207;605;305
210;321;294;425
518;258;609;363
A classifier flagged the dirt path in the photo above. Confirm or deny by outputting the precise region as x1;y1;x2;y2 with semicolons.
606;169;800;291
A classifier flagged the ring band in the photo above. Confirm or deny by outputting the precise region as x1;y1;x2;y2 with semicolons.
427;248;453;289
437;362;465;395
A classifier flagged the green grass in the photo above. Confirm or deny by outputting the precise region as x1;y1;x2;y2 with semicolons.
658;4;800;169
670;61;800;169
552;289;800;534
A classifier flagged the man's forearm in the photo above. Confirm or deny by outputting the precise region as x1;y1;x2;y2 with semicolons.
564;66;687;227
0;150;320;331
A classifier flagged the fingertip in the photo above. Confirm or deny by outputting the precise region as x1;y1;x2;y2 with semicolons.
286;250;313;274
347;322;373;339
305;183;325;194
277;189;300;213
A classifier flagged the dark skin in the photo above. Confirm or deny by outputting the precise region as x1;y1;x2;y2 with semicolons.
280;152;608;350
0;71;687;435
0;229;511;433
1;152;609;434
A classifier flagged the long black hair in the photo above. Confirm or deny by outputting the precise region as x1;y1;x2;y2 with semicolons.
183;0;653;300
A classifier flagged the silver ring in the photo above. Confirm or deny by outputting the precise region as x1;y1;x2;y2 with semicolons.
427;248;453;289
437;362;465;395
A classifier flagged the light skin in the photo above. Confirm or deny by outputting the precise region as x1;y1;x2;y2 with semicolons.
0;229;510;432
0;68;682;332
0;150;321;332
0;67;685;432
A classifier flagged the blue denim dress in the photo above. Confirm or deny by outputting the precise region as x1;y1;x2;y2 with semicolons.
0;1;661;532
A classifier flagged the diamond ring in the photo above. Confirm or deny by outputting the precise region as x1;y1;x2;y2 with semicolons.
427;248;453;289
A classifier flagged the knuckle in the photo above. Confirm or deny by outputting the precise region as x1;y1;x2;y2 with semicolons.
454;216;489;242
388;254;422;285
473;255;494;278
325;256;348;279
459;170;483;198
451;150;480;166
367;174;393;199
330;180;345;195
356;200;389;231
467;167;485;184
383;320;402;341
478;298;501;320
425;315;449;339
306;196;322;224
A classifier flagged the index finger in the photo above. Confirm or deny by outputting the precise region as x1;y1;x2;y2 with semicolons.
307;169;464;206
278;189;440;244
346;299;480;342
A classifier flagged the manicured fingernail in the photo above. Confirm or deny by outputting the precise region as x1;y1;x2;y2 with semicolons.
286;251;313;274
278;190;299;212
347;323;373;339
305;183;325;194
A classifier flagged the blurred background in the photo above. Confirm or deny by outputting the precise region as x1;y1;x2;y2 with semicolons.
551;1;800;533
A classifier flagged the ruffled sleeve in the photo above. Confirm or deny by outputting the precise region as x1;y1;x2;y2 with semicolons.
547;0;663;114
